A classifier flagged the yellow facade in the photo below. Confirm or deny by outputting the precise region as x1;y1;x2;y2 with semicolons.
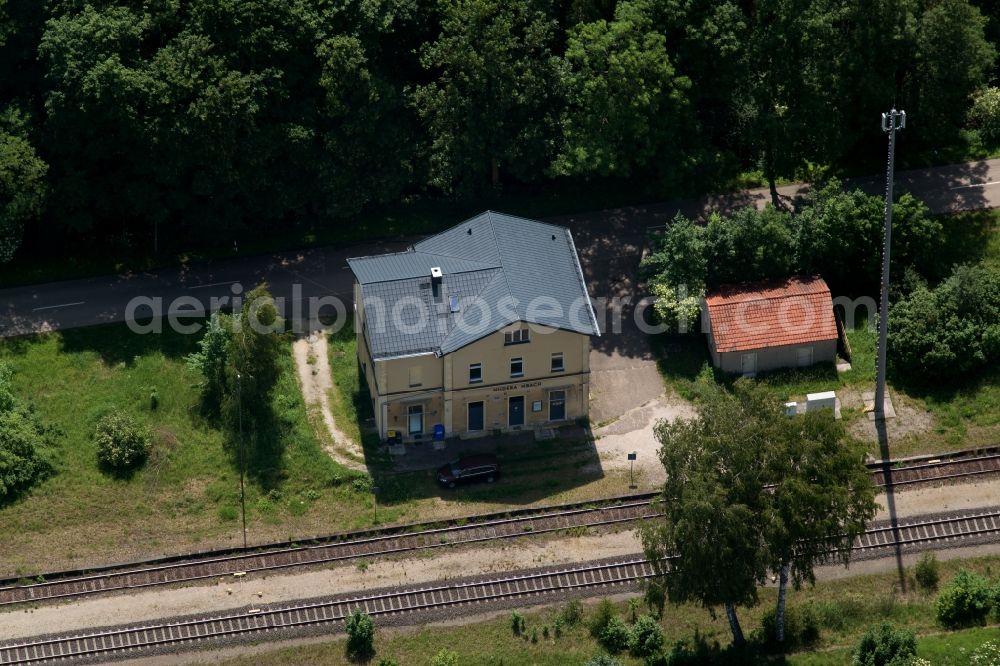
358;322;591;441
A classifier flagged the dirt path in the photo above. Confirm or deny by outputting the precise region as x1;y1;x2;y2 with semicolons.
292;333;365;471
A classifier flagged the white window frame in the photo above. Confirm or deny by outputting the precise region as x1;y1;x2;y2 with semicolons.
407;404;424;434
551;352;564;373
504;327;530;345
469;363;483;384
510;357;524;377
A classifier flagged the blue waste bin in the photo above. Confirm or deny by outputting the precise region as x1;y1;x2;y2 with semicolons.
433;424;445;441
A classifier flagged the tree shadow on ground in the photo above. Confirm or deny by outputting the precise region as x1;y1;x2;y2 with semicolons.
888;364;1000;416
57;321;198;367
223;404;289;492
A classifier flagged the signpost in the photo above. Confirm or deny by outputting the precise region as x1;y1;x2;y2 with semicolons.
627;452;637;489
373;485;380;525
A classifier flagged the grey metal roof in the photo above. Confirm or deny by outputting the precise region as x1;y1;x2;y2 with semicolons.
348;211;600;360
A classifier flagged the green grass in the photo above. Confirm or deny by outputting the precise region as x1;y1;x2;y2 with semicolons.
0;318;671;574
652;316;1000;456
790;627;1000;665
207;554;1000;666
0;323;376;575
327;322;378;452
653;324;875;404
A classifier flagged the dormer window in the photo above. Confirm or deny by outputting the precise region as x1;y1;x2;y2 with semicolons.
504;327;530;345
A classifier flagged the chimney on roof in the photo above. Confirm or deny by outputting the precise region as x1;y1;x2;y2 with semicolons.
431;266;443;298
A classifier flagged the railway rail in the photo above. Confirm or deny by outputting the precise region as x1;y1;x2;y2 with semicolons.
0;495;659;607
4;506;1000;665
2;447;1000;609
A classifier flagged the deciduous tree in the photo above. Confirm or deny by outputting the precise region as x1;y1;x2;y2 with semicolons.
554;0;693;187
641;381;779;647
412;0;562;192
767;412;876;643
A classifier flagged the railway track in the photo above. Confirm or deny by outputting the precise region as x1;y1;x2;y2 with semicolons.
2;448;1000;609
4;506;1000;665
868;451;1000;487
0;495;659;607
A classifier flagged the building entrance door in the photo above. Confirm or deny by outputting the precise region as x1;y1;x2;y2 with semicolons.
508;396;525;427
408;404;424;435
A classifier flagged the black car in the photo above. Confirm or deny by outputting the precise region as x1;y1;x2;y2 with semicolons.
437;454;500;488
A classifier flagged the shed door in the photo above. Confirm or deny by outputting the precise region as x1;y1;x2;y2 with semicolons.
797;346;814;367
740;353;757;377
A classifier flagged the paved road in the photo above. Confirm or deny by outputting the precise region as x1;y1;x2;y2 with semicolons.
2;157;999;338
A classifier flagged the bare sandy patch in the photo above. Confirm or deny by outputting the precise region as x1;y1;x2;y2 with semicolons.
875;476;1000;520
592;394;695;485
846;389;935;443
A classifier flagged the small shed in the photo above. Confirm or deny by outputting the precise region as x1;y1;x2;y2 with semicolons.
704;275;838;376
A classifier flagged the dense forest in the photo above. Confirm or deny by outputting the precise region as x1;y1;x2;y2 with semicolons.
1;0;998;265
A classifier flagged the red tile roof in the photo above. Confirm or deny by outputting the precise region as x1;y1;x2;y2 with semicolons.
705;275;837;353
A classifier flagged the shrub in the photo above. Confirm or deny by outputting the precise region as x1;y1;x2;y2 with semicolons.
969;87;1000;144
599;616;631;653
430;649;459;666
344;609;375;660
560;599;583;626
935;569;993;628
0;362;57;501
914;552;939;592
629;614;665;658
510;610;525;636
95;411;151;472
0;406;55;501
644;580;666;618
758;604;820;650
589;598;617;638
852;623;917;666
889;263;1000;382
971;640;1000;666
583;655;623;666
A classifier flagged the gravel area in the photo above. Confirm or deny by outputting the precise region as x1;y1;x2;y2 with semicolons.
6;479;1000;662
0;530;643;641
875;477;1000;520
2;553;647;666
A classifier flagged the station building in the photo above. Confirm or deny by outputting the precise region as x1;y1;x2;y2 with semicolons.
347;211;600;442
